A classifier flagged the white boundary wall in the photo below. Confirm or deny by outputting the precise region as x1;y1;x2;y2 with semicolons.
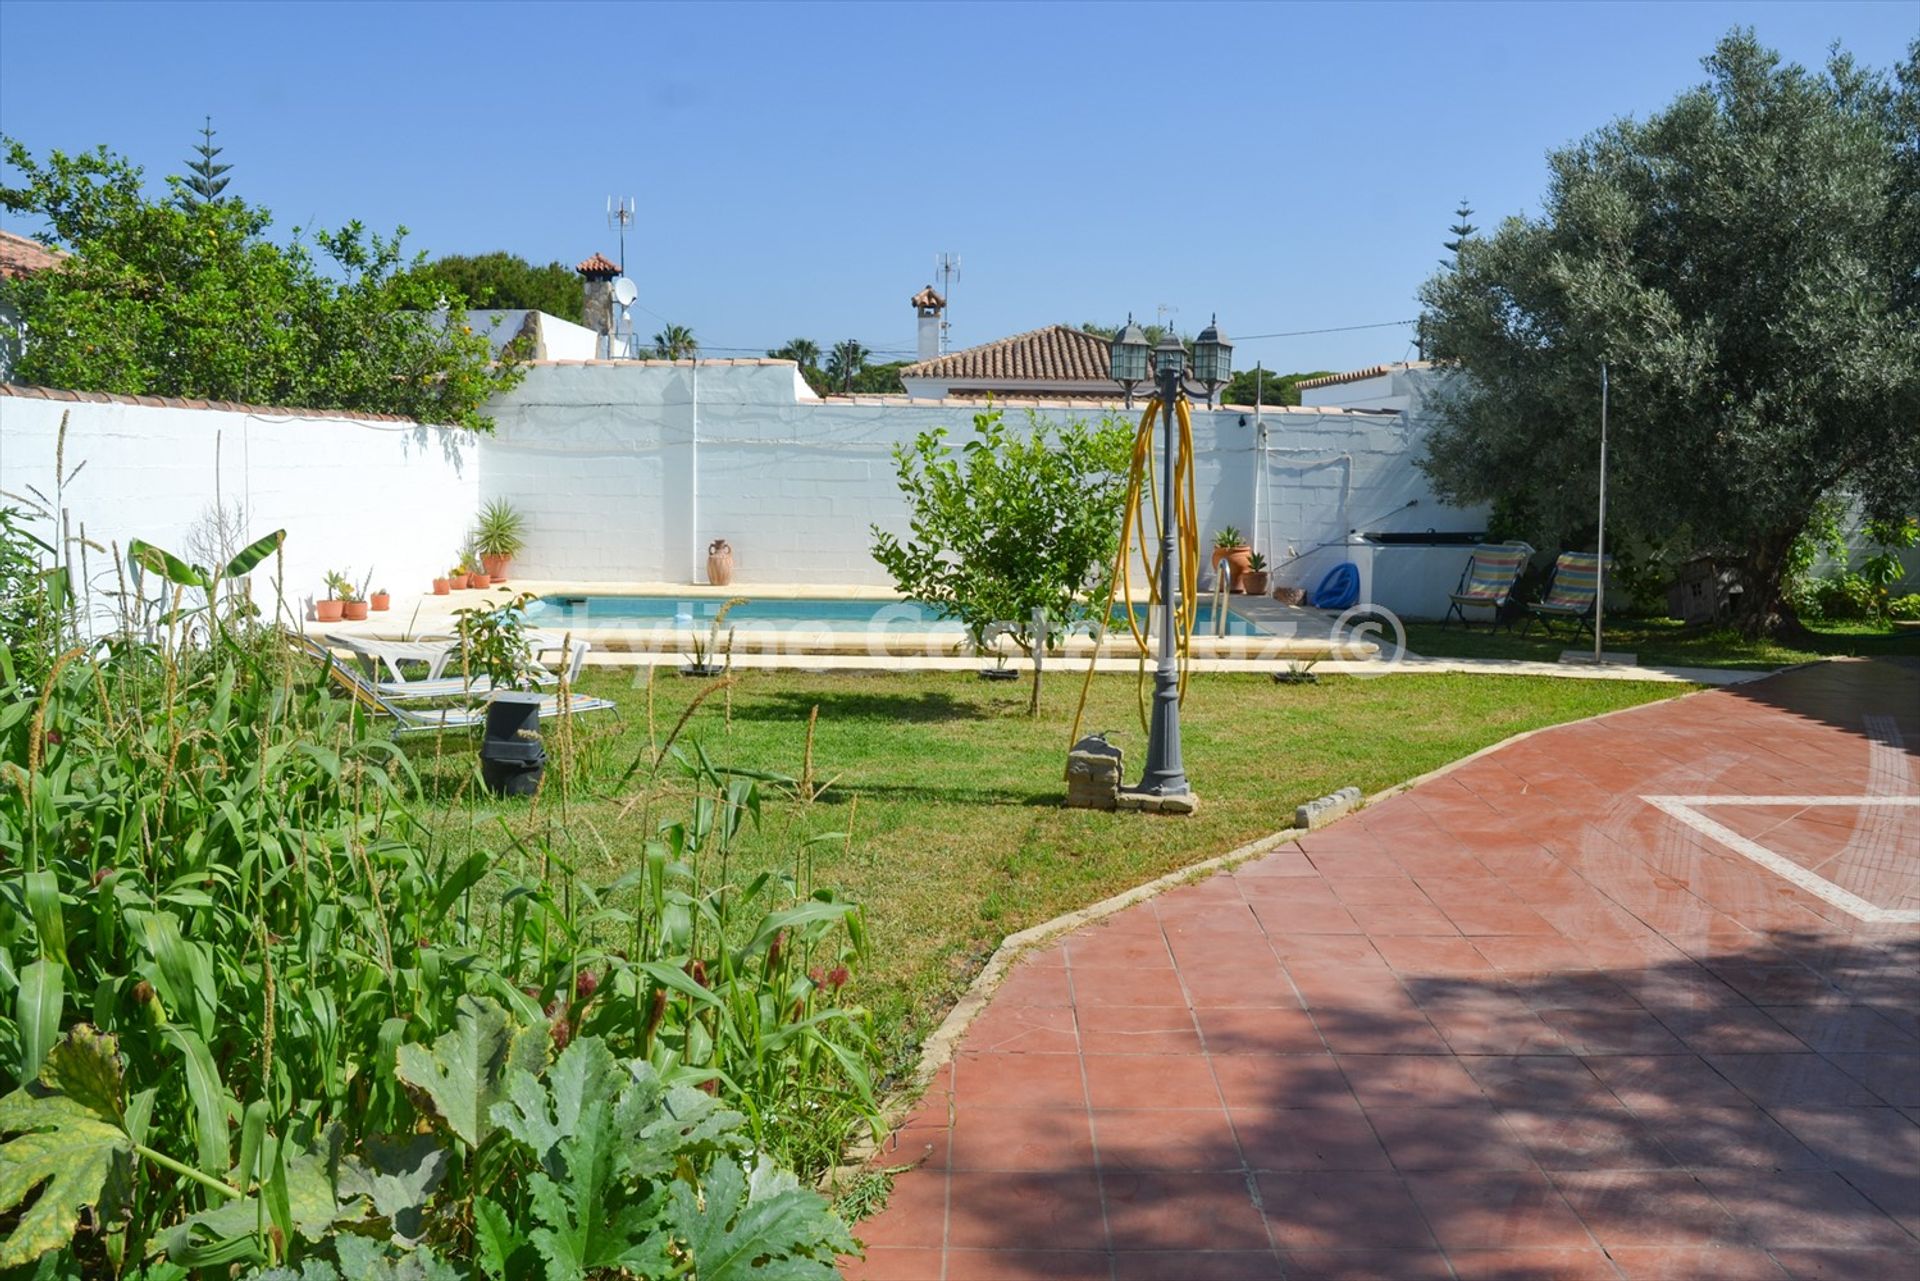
480;362;1483;601
0;364;1488;619
0;393;479;620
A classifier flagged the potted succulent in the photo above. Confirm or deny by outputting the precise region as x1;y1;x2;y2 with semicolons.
371;586;391;612
339;573;370;621
316;571;347;623
474;498;526;582
432;574;451;596
1212;526;1252;592
1242;553;1271;597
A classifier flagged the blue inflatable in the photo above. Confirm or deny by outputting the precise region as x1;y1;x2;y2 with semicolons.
1310;562;1360;610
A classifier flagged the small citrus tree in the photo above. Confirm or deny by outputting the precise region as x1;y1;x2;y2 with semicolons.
871;407;1132;710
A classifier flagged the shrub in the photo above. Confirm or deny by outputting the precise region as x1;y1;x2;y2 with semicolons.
1888;593;1920;621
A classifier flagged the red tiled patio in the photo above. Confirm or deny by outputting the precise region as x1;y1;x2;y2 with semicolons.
846;658;1920;1281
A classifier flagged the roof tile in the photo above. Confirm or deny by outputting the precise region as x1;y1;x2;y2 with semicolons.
900;324;1112;383
0;229;66;280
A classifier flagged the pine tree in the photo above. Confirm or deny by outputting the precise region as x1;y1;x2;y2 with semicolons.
1441;200;1477;266
182;116;232;207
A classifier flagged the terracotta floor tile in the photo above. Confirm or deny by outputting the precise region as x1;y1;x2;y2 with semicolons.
1344;902;1462;936
1403;1169;1592;1250
1768;1105;1920;1177
1077;1004;1203;1056
1233;1106;1391;1171
1442;902;1565;936
1697;1168;1915;1249
1580;1053;1754;1112
1248;899;1361;934
1109;1250;1287;1280
1460;1055;1619;1110
1312;1006;1455;1056
1195;1006;1325;1055
1235;848;1320;877
1606;1245;1789;1278
1304;849;1405;877
1336;1053;1483;1108
1551;1169;1748;1246
1427;1006;1574;1055
1071;965;1190;1008
840;1246;945;1280
947;1106;1094;1173
1370;934;1499;976
1324;875;1432;906
1763;1004;1920;1054
1082;1052;1221;1110
1499;1107;1683;1171
1209;1052;1354;1112
1092;1106;1242;1172
1181;962;1305;1009
1474;934;1598;971
1366;1103;1537;1171
1065;927;1173;970
1650;1005;1805;1054
963;1002;1079;1054
943;1170;1105;1251
1256;1171;1435;1248
853;1169;948;1248
943;1249;1110;1280
1278;1248;1453;1279
1826;1053;1920;1107
1702;1053;1887;1107
1101;1169;1272;1252
993;964;1075;1007
1645;1105;1825;1171
1446;1247;1623;1279
954;1052;1086;1109
1770;1248;1920;1280
1536;1008;1687;1054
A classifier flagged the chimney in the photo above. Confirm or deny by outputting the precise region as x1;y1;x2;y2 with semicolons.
576;253;621;353
911;285;946;362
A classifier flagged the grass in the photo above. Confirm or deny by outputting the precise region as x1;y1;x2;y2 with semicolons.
1402;616;1919;670
412;666;1693;1086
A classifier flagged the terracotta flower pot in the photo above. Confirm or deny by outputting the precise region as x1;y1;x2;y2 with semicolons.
342;601;370;621
450;573;470;590
469;572;492;589
1211;544;1252;592
433;578;451;596
1242;571;1270;596
371;592;391;611
707;538;734;586
315;599;345;623
481;553;510;583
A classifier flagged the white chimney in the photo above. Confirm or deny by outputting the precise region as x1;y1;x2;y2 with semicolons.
911;285;946;362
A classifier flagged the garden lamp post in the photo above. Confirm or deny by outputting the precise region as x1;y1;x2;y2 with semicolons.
1110;318;1232;800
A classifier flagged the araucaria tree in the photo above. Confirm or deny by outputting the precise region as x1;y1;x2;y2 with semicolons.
871;408;1133;710
181;115;231;206
1416;32;1920;636
0;140;523;430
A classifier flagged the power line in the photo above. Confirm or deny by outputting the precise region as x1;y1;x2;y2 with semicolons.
1232;319;1417;341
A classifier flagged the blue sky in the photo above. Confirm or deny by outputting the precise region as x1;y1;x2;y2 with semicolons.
1;1;1912;373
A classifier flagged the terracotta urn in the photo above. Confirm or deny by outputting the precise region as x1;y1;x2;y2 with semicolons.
707;538;735;586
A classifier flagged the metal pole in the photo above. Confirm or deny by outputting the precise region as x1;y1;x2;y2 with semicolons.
1594;361;1608;663
1138;368;1190;795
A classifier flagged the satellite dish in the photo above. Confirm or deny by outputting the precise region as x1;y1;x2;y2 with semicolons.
611;277;637;307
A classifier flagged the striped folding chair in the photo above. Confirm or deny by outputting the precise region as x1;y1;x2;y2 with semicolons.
1524;551;1609;640
1443;543;1533;631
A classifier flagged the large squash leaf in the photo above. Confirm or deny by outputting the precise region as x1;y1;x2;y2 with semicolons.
669;1156;856;1281
337;1133;448;1246
0;1026;134;1270
394;996;545;1148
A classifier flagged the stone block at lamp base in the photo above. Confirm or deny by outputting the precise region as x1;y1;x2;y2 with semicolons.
1115;789;1200;816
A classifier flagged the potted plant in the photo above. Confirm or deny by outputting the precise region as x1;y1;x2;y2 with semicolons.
339;573;370;621
432;574;451;596
474;498;526;582
1212;526;1252;592
316;571;348;623
449;559;470;590
1242;553;1270;597
371;586;391;612
681;598;746;677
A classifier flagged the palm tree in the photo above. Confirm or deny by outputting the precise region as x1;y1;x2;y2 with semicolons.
768;337;821;369
652;324;698;360
826;339;869;393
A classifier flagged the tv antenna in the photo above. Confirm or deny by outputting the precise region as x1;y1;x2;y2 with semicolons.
607;196;636;273
936;252;961;353
1156;303;1179;331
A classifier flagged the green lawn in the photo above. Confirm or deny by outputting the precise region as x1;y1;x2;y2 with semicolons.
414;668;1692;1080
1402;616;1919;670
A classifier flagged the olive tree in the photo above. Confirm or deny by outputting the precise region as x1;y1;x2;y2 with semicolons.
871;407;1133;710
1416;32;1920;636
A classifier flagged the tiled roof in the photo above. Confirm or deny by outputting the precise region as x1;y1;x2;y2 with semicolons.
574;252;620;277
0;229;67;280
0;382;416;423
910;285;946;311
1294;361;1431;391
901;324;1112;383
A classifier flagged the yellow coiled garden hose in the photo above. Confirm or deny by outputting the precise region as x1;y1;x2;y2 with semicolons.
1068;396;1200;749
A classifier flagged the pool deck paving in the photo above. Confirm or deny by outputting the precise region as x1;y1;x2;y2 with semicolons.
843;657;1920;1280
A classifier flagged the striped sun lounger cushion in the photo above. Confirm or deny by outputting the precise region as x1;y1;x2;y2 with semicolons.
1538;552;1606;614
1453;545;1529;603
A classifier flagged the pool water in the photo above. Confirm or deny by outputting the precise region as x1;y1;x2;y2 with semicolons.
521;595;1267;636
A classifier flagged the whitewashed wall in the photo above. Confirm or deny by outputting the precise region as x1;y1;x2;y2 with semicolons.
479;361;1485;606
0;393;479;621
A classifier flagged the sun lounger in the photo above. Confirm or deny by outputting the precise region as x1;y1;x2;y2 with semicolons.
1443;542;1533;631
1522;551;1609;639
295;634;614;736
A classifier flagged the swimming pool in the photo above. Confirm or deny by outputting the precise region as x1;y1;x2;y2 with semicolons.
520;594;1268;636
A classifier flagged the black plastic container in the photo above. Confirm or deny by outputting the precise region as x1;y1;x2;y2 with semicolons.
480;692;546;797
